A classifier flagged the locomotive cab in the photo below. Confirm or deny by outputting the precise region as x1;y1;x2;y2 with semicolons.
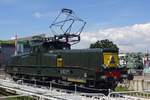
95;49;131;87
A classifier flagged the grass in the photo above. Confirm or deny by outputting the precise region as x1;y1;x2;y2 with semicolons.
115;85;129;92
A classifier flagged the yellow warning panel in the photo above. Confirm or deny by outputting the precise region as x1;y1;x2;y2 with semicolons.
103;53;119;68
57;58;63;67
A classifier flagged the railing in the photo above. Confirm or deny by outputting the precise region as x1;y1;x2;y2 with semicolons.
0;79;150;100
108;91;150;100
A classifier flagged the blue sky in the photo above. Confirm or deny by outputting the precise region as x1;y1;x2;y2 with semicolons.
0;0;150;51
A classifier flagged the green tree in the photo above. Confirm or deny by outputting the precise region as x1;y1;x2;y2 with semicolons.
127;53;144;69
90;39;118;49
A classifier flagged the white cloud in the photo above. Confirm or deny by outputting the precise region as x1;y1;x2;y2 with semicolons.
32;11;57;19
74;23;150;52
33;12;43;18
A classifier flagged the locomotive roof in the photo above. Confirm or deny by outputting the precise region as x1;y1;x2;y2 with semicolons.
49;48;118;53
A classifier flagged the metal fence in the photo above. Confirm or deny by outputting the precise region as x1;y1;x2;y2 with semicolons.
0;95;35;100
108;91;150;100
1;79;150;100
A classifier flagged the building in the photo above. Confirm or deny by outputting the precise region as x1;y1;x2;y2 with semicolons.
0;42;15;67
0;34;46;67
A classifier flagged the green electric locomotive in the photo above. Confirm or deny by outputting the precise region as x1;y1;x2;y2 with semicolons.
6;8;131;90
6;39;128;89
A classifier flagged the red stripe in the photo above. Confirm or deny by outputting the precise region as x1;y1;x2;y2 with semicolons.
105;70;121;79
